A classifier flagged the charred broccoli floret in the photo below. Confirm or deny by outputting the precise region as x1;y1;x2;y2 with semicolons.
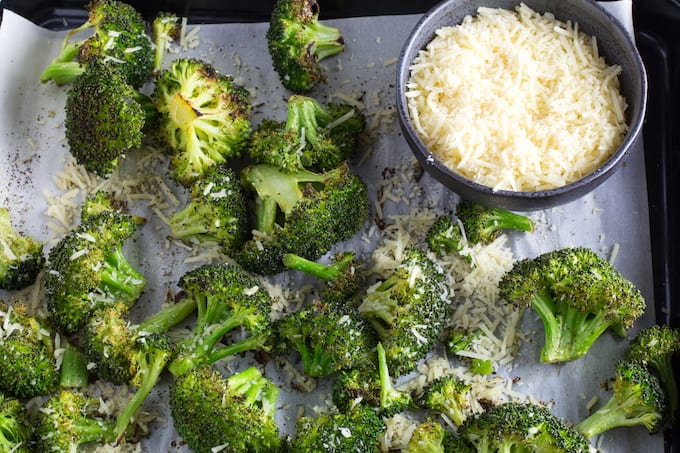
154;58;253;186
499;247;645;363
267;0;345;92
0;393;32;453
248;95;365;172
415;376;471;426
170;366;280;453
151;12;181;73
357;248;451;375
40;0;153;88
0;207;44;290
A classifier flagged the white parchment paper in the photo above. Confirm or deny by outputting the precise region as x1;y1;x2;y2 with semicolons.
0;1;663;451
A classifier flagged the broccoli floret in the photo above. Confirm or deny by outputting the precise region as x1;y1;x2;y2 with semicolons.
289;405;384;453
266;0;345;92
0;207;44;290
170;366;280;453
415;376;471;426
248;95;365;172
357;248;451;375
40;0;153;88
625;324;680;420
167;263;274;377
376;342;413;416
576;359;667;438
275;299;376;378
65;60;156;177
460;401;590;453
169;164;249;252
0;393;32;453
236;162;368;275
427;213;465;258
456;199;534;244
407;419;474;453
151;12;181;73
499;247;645;363
44;207;146;335
447;328;494;375
154;58;253;186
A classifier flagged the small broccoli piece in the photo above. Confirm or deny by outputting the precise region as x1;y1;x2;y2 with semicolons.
358;248;451;375
40;0;153;88
44;207;146;335
289;405;384;453
415;376;471;426
499;247;645;363
236;162;368;275
447;328;494;375
65;60;156;177
407;420;474;453
0;207;44;290
576;359;667;438
267;0;345;92
170;366;280;453
154;58;253;186
0;393;32;453
169;164;249;252
248;95;365;172
151;12;181;73
332;365;381;413
427;213;464;258
167;263;274;377
460;401;590;453
456;198;534;245
276;299;376;377
625;324;680;420
376;342;413;416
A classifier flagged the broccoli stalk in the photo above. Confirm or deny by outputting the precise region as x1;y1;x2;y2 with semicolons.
0;207;44;291
377;342;413;416
456;199;534;244
283;251;364;302
0;394;31;453
59;343;90;389
416;376;471;426
151;12;181;73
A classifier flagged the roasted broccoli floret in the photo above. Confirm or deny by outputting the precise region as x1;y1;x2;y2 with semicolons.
376;342;413;416
267;0;345;92
499;247;645;363
275;299;376;377
576;359;667;438
236;162;368;275
460;401;590;453
154;58;253;185
357;248;451;375
169;164;249;252
0;207;44;290
625;324;680;420
167;263;274;377
40;0;153;88
170;366;280;453
427;213;465;258
248;95;365;172
0;393;32;453
151;12;181;73
44;207;146;335
65;60;156;177
447;328;494;375
407;419;474;453
415;376;471;426
289;405;383;453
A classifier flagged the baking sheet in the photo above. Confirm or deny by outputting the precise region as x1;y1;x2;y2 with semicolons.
0;1;663;451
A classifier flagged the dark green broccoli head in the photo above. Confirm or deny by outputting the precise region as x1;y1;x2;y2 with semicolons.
415;376;471;426
152;12;181;72
0;207;44;290
275;299;377;377
155;58;253;186
332;365;381;413
169;164;249;252
0;302;59;399
358;248;451;375
170;366;280;453
456;199;534;245
427;213;464;258
267;0;345;92
461;402;590;453
290;405;384;453
408;420;474;453
0;393;32;453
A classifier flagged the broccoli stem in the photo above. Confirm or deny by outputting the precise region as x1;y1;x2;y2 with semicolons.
297;341;335;377
136;298;197;334
483;208;535;235
59;344;90;388
226;367;278;418
100;246;146;303
653;356;678;416
39;43;84;84
286;96;323;149
576;386;656;438
203;332;270;370
303;21;344;60
377;343;403;412
73;416;118;445
170;204;212;239
282;252;351;281
255;196;279;235
359;278;398;337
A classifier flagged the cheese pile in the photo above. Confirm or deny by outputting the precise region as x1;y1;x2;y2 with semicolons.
406;3;628;192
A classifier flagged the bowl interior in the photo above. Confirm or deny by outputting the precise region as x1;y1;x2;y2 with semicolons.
396;0;647;210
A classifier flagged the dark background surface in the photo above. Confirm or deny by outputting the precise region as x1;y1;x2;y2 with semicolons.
1;0;678;449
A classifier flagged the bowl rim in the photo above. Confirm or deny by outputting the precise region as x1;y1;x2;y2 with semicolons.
395;0;648;207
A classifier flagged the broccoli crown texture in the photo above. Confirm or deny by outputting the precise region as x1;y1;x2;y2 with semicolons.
0;393;32;453
0;302;59;399
332;365;381;413
170;366;280;453
275;299;377;377
40;0;153;88
168;263;274;377
576;359;667;438
155;58;253;186
358;248;451;376
169;164;249;252
266;0;345;92
427;213;464;258
0;207;44;290
415;376;471;426
499;247;645;363
460;401;590;453
290;405;383;453
456;199;534;245
152;12;181;72
408;420;474;453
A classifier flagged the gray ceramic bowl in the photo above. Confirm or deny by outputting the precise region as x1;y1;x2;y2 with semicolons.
396;0;647;211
